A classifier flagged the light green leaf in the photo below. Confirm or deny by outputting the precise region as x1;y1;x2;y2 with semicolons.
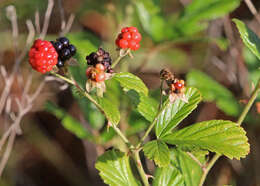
45;102;92;140
172;149;203;186
95;149;141;186
96;96;120;126
153;148;204;186
113;72;148;96
155;87;201;138
162;120;250;159
173;0;240;37
233;18;260;61
187;70;241;116
135;0;166;41
137;94;158;122
143;140;170;167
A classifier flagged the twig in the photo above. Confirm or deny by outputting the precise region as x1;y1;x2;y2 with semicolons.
244;0;260;25
35;10;41;35
6;6;19;55
58;0;66;31
60;14;75;36
0;130;16;177
39;0;54;39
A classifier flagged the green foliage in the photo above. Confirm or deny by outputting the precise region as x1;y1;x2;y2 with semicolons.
95;96;121;126
153;149;204;186
95;149;141;186
155;87;201;138
45;102;92;140
233;18;260;61
143;140;170;167
162;120;250;159
112;72;149;96
187;70;241;116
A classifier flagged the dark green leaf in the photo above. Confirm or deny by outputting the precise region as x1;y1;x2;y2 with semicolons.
233;18;260;60
162;120;250;159
113;72;148;96
95;149;141;186
143;140;170;167
155;87;201;138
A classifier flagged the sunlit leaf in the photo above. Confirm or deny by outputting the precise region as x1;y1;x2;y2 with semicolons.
233;18;260;61
95;149;141;186
143;140;170;167
155;87;201;138
162;120;250;159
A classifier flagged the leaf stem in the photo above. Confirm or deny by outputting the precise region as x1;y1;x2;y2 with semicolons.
111;49;131;68
133;149;149;186
51;72;132;148
198;78;260;186
158;80;164;110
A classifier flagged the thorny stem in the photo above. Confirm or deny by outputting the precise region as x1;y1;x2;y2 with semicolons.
51;72;133;147
133;149;149;186
111;49;131;68
51;72;152;185
199;78;260;186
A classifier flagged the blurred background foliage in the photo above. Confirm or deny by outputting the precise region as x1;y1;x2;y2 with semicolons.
1;0;260;185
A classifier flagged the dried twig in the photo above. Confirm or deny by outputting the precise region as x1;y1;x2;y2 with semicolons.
40;0;54;39
60;14;75;36
244;0;260;25
6;5;19;55
35;10;41;35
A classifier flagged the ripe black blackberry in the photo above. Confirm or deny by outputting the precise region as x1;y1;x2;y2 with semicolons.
51;37;77;68
85;47;112;72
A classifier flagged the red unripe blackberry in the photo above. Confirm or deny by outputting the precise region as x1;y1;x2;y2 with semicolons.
128;26;138;33
122;32;132;40
131;43;140;51
174;80;184;90
131;32;142;42
121;27;129;33
95;63;105;73
95;72;105;82
119;39;128;49
29;39;58;73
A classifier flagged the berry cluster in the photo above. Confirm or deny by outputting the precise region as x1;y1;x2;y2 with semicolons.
86;64;106;82
51;37;76;68
160;68;185;94
86;48;113;73
115;26;141;51
29;39;58;74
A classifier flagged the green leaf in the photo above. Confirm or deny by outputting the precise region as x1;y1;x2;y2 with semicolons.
143;140;170;167
233;18;260;61
155;87;201;138
153;148;204;186
187;70;241;116
152;161;184;186
45;102;92;140
127;90;158;122
95;96;120;126
135;0;166;41
162;120;250;159
112;72;148;96
173;0;240;37
171;149;203;186
95;149;141;186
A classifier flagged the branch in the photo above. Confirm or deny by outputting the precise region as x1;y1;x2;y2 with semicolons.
39;0;54;39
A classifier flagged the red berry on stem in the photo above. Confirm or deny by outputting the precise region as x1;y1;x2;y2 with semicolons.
119;39;128;49
95;63;105;72
128;26;138;33
86;67;93;78
29;39;58;74
128;40;137;50
131;43;140;51
122;32;132;40
121;27;129;33
131;32;142;42
96;72;105;82
174;81;184;90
